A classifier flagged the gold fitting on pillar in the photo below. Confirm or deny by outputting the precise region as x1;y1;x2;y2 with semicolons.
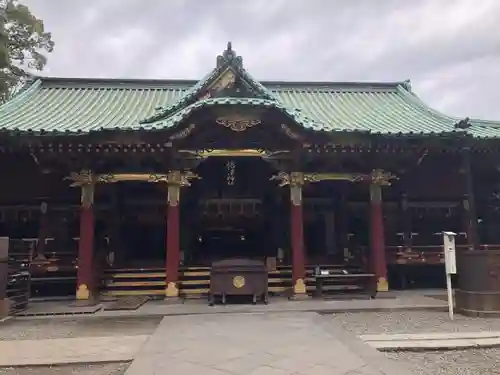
369;169;395;204
81;183;95;209
293;278;307;294
369;183;382;203
463;198;470;211
290;172;304;206
167;184;181;207
165;282;179;297
370;169;396;187
65;170;96;208
270;172;305;206
76;284;90;300
376;277;389;292
290;185;302;206
165;170;199;206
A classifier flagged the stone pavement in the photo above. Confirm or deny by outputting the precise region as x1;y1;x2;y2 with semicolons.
0;335;148;367
125;312;414;375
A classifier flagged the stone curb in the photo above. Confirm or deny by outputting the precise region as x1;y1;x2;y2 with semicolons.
376;343;500;352
315;305;447;314
363;333;500;352
0;359;129;368
361;331;500;341
11;304;447;321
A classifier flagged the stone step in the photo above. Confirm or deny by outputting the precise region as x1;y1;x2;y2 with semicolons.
361;331;500;351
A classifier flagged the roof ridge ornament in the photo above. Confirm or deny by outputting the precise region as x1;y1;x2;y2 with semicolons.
217;41;243;69
402;79;412;92
455;117;471;129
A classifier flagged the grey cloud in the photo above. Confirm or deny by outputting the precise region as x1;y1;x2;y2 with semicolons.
18;0;500;120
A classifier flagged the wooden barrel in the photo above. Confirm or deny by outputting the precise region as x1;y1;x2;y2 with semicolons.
456;249;500;317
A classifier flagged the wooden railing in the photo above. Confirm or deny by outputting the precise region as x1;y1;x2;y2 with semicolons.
386;244;500;265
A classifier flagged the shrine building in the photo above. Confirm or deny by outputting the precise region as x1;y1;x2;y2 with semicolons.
0;42;499;302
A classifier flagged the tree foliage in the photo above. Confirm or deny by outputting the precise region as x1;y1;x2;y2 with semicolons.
0;0;54;103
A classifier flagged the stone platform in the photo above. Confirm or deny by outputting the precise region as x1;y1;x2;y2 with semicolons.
12;291;448;321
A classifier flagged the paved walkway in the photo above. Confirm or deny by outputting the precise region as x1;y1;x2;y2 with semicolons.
125;313;413;375
0;335;148;367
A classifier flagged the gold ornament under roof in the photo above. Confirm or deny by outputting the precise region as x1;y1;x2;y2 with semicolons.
215;114;261;132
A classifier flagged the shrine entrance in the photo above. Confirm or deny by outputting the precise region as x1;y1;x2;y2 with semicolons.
118;182;166;268
183;153;282;266
192;199;265;264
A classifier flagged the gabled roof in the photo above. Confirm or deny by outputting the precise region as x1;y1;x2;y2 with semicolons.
141;42;278;125
0;42;499;138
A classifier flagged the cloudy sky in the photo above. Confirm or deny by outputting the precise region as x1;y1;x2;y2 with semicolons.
20;0;500;120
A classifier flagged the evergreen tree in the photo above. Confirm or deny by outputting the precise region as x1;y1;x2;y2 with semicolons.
0;0;54;103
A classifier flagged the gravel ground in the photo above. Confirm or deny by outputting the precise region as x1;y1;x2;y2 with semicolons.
331;311;500;335
329;312;500;374
387;349;500;375
0;317;161;341
0;362;130;375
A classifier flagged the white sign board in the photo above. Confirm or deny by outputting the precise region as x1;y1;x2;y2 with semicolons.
442;231;457;320
443;231;457;275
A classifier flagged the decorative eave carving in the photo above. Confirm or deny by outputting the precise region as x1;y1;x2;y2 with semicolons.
66;170;95;187
178;148;290;159
66;171;200;187
270;172;365;187
215;114;261;132
369;169;397;186
209;69;236;93
169;124;196;141
280;124;302;140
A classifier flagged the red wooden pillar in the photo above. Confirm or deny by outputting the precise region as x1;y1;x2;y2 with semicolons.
0;237;9;316
76;182;96;300
369;176;389;292
35;202;49;260
290;172;307;296
165;171;181;298
462;148;478;250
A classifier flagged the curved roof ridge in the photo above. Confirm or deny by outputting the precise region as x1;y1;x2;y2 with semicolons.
396;85;456;123
469;118;500;127
396;84;500;129
141;69;218;124
141;65;280;125
0;79;43;114
143;96;322;132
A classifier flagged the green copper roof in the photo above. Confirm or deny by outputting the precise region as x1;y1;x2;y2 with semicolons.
0;43;498;138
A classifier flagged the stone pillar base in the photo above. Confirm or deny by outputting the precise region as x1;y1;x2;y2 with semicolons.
288;293;310;301
0;298;10;317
